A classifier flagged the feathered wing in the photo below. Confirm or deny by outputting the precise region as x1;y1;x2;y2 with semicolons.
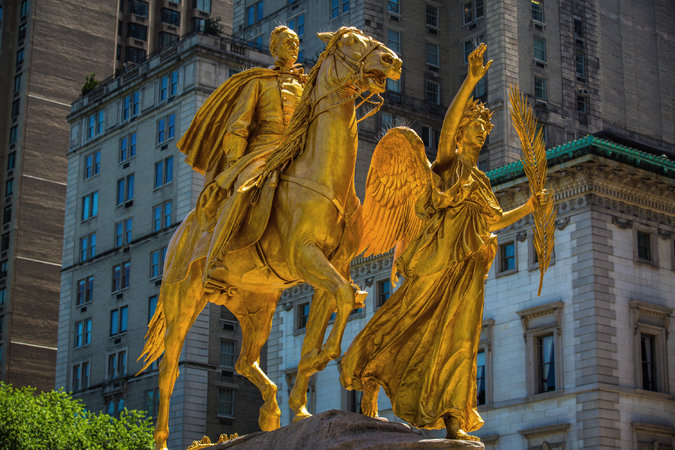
359;127;433;257
508;85;557;296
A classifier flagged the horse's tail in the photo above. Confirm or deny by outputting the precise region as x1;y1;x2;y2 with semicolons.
136;297;166;375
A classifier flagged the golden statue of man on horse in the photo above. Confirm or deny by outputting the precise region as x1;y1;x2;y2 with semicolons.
137;22;551;448
137;26;402;449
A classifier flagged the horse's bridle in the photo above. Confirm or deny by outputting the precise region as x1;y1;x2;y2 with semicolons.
310;35;387;124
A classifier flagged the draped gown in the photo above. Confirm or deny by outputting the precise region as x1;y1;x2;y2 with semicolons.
341;161;502;432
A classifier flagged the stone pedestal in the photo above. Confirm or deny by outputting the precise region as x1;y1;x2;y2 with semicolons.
211;410;484;449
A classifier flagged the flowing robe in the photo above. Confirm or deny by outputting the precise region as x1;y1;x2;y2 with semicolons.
341;162;502;432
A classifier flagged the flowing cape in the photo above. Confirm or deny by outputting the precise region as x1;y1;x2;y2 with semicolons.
177;68;278;175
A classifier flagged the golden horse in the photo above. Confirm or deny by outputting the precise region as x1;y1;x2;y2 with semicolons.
138;27;401;450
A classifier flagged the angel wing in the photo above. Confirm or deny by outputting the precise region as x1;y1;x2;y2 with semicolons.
359;127;433;257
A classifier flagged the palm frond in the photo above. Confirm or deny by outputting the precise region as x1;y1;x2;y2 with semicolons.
508;84;557;296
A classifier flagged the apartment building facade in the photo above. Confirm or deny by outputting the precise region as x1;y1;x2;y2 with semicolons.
56;34;271;448
0;0;117;390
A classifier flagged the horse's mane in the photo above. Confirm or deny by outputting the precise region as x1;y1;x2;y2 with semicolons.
255;27;364;183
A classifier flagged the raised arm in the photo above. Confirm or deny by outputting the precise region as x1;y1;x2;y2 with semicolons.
436;43;492;170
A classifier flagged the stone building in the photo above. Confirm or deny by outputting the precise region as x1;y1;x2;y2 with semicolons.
0;0;232;391
268;136;675;448
231;0;674;172
56;34;271;448
0;1;117;391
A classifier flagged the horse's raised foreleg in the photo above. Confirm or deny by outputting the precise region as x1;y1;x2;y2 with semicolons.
227;290;282;431
154;262;209;450
289;244;355;421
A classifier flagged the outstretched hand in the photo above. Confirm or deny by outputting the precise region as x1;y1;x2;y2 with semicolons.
468;43;492;82
527;189;549;212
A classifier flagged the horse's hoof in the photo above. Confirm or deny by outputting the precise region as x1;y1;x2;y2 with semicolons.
259;402;281;431
292;407;312;423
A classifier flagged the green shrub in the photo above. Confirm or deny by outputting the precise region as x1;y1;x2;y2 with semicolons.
0;382;153;450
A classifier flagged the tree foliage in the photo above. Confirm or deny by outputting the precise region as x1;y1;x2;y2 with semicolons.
204;16;225;37
0;382;153;450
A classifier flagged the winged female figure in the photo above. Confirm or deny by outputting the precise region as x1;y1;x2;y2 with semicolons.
340;43;546;440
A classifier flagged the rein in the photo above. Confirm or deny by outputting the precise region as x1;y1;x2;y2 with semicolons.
307;38;385;125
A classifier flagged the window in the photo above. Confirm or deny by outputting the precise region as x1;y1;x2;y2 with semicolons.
11;99;20;117
330;0;349;19
388;0;400;15
5;179;14;196
76;276;94;305
18;23;27;40
127;23;147;40
498;240;516;274
462;0;484;25
220;339;236;367
150;247;166;278
114;218;133;248
116;174;134;205
287;14;304;39
473;76;487;100
122;96;130;121
421;126;440;150
534;76;547;101
531;0;544;23
152;201;172;232
132;91;140;116
159;32;178;46
81;192;98;221
575;52;585;76
3;206;11;225
426;43;439;68
476;349;486;405
112;262;131;292
196;0;211;12
72;362;90;391
154;156;174;188
463;35;484;63
387;30;401;55
386;78;401;94
119;133;136;162
576;94;588;114
157;113;176;143
144;388;160;418
8;126;17;146
96;111;104;135
126;47;145;63
376;279;390;308
105;394;126;418
20;0;28;18
6;153;15;172
517;301;563;395
84;151;101;179
110;306;129;336
169;71;178;97
14;74;22;93
246;1;263;25
630;301;671;393
74;319;92;348
252;35;263;51
159;76;169;101
425;79;440;105
161;8;180;26
1;233;9;252
218;387;235;417
130;0;148;16
533;37;546;62
148;295;158;323
0;288;5;306
574;17;583;37
635;230;656;263
108;350;127;379
79;233;96;262
296;302;309;329
426;4;439;28
16;48;24;66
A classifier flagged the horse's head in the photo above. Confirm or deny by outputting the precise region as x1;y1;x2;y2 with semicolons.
318;27;402;95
